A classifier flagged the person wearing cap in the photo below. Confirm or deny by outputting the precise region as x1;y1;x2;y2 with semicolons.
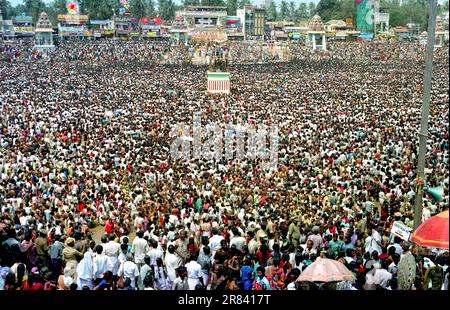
62;237;83;278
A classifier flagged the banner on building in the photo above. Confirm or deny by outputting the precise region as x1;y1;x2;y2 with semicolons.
58;14;89;23
225;16;241;28
356;0;374;33
195;17;217;26
13;27;34;33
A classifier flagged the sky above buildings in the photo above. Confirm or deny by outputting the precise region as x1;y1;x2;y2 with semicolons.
9;0;320;8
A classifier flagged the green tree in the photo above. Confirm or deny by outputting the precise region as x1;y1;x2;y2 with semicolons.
297;2;308;20
130;0;146;18
288;1;296;21
201;0;226;6
144;0;157;16
0;0;10;18
227;0;237;15
308;1;316;18
24;0;47;24
266;1;277;21
158;0;175;20
315;0;340;21
183;0;200;5
80;0;118;20
338;0;356;23
279;0;289;21
51;0;66;13
237;0;251;9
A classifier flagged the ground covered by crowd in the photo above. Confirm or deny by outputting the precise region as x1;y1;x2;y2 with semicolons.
0;39;448;291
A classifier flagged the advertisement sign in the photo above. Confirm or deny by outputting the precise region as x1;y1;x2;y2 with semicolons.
356;0;374;33
146;31;158;37
141;17;163;26
390;221;412;241
14;14;32;23
14;27;34;33
58;14;89;22
66;0;80;15
142;25;160;30
195;17;217;26
225;16;241;28
59;26;84;32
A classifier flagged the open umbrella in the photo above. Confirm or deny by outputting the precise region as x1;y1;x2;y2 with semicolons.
296;257;355;283
411;210;449;249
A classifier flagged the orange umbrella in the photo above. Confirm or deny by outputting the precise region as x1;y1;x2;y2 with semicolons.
296;258;355;283
411;210;449;249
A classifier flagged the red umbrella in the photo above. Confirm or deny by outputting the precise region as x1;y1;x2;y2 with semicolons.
411;210;449;249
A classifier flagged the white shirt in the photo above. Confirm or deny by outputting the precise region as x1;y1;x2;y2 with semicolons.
131;237;149;264
208;234;224;252
102;241;120;275
118;261;140;288
147;247;164;266
230;236;246;252
365;236;382;255
186;260;202;280
93;254;109;279
165;252;182;281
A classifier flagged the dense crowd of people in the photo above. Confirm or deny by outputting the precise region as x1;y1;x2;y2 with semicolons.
0;38;448;291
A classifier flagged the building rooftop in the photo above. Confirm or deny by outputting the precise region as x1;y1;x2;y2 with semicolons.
185;6;227;11
325;20;347;28
393;26;409;33
308;15;324;32
35;12;54;33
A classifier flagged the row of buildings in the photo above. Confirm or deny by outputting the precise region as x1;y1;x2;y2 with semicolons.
0;5;265;42
1;4;448;44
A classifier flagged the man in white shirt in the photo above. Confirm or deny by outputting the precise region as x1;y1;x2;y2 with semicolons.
118;253;140;289
93;245;109;285
247;231;258;255
165;245;182;289
365;229;382;255
131;230;148;270
208;228;224;256
229;227;246;252
102;234;120;278
185;254;203;290
147;239;164;268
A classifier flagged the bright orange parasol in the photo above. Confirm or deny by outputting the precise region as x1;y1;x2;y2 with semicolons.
411;210;449;249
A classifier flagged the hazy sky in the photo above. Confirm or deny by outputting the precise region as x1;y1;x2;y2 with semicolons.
9;0;319;8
